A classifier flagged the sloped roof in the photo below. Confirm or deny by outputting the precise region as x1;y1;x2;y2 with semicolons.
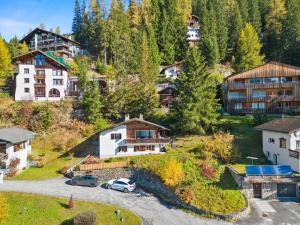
13;50;69;69
255;118;300;134
100;118;170;134
20;27;80;46
0;127;35;144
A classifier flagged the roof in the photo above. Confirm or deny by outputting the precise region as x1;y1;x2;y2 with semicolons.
224;61;300;81
0;127;35;144
20;27;80;46
160;61;184;74
99;118;170;134
255;118;300;134
13;50;69;69
246;165;293;176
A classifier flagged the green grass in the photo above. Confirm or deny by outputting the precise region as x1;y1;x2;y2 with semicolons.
1;192;141;225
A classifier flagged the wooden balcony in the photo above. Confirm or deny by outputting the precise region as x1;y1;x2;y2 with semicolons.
225;81;300;90
289;149;300;159
34;83;46;88
125;138;171;144
228;95;299;103
34;74;45;79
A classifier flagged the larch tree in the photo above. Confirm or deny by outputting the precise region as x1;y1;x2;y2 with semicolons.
233;23;264;72
171;48;220;134
7;36;20;58
20;42;29;55
0;36;12;86
55;26;61;34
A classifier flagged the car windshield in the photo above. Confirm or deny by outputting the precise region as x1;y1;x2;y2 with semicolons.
129;180;135;185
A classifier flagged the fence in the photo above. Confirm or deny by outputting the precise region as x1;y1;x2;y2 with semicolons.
79;161;128;171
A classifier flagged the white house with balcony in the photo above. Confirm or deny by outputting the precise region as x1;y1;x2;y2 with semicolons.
98;115;170;158
0;127;35;173
14;50;69;101
256;118;300;173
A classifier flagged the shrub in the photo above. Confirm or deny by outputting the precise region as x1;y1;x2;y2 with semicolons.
253;113;269;126
160;158;184;187
179;187;195;204
7;158;20;176
0;193;7;223
35;157;47;168
200;163;216;179
30;105;53;132
15;102;32;128
73;211;97;225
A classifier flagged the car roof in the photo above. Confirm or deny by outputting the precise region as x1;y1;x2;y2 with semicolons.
117;178;130;183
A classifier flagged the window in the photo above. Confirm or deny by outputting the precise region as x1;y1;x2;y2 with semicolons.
278;90;284;96
118;146;127;153
285;90;293;96
234;103;243;110
53;79;63;85
265;77;279;84
136;130;154;139
296;140;300;149
34;54;45;65
269;138;275;144
279;138;287;149
281;77;292;83
24;78;30;83
228;92;246;99
252;102;265;109
111;133;121;140
36;70;45;75
134;145;155;152
24;68;29;74
53;70;62;76
249;78;262;84
24;88;30;93
266;151;270;158
252;90;266;98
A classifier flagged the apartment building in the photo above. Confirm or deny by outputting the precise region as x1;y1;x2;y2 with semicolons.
20;27;83;58
14;50;69;101
223;62;300;114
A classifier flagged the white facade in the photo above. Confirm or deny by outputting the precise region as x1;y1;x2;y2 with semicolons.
15;64;68;101
99;125;164;158
261;130;300;172
0;140;32;172
187;26;200;41
163;66;179;80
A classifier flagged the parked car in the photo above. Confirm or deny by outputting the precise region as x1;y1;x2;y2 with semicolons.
71;175;100;187
106;178;136;192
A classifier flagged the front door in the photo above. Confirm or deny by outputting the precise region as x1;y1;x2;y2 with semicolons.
253;183;262;198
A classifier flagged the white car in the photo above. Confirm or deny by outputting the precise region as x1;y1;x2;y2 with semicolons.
106;178;136;193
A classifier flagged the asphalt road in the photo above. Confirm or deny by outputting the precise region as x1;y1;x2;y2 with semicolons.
0;177;231;225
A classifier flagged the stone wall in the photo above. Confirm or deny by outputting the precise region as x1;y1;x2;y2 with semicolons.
74;168;250;221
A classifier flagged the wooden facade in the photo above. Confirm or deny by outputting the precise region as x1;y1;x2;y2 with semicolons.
223;62;300;114
126;121;166;140
158;87;177;108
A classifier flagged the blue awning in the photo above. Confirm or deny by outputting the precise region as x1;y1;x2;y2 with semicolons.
246;165;293;176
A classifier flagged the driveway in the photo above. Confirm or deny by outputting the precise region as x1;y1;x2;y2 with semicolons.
238;199;300;225
0;177;230;225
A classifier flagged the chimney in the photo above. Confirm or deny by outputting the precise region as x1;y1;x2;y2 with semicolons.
125;114;130;121
139;114;144;120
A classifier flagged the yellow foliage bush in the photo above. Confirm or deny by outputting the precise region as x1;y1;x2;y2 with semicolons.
0;193;7;222
178;187;195;204
160;158;184;187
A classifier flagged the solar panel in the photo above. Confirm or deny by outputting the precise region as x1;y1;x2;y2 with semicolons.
246;165;293;176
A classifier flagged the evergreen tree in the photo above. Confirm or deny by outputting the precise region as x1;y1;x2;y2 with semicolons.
49;28;54;32
248;0;262;34
55;26;61;34
228;2;243;54
0;36;12;86
128;0;140;33
72;0;82;34
237;0;249;23
39;23;46;30
171;48;220;134
233;23;264;72
7;36;20;58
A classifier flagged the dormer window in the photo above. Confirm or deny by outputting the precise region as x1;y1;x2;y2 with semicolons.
279;138;287;149
35;54;45;66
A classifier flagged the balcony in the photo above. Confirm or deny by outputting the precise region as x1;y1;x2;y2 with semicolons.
34;83;46;88
289;149;300;159
226;81;300;90
125;138;171;144
228;95;298;103
34;74;45;79
0;153;8;161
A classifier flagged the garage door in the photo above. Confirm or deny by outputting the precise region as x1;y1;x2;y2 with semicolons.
277;183;296;197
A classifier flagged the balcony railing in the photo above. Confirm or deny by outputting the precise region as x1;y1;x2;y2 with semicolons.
289;149;300;159
225;81;300;90
228;95;298;102
34;83;46;88
125;138;171;144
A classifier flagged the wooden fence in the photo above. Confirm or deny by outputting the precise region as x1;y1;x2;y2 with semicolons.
79;161;128;171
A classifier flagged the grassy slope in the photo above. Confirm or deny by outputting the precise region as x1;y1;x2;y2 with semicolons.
1;192;141;225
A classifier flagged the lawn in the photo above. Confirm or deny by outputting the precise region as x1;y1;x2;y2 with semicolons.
0;192;141;225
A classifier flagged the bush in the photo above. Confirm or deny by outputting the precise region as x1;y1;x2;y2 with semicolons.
200;163;216;179
0;193;7;223
73;211;97;225
7;158;20;176
30;105;53;132
160;158;184;187
253;113;269;126
178;187;195;204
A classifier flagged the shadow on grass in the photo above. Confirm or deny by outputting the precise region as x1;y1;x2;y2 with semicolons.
58;201;69;209
60;218;73;225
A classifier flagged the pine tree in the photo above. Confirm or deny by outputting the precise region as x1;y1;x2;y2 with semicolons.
248;0;261;34
171;48;220;134
128;0;140;34
7;36;20;58
228;2;243;54
39;23;45;30
55;26;61;34
49;28;54;32
233;23;264;72
237;0;249;24
72;0;81;34
0;36;13;86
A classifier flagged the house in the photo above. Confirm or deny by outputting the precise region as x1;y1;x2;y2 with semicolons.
98;115;170;158
187;15;200;47
0;127;35;173
20;27;83;58
223;62;300;114
256;117;300;173
160;61;183;80
13;50;69;101
157;83;177;108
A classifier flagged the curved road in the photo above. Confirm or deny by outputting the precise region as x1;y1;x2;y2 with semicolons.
0;177;231;225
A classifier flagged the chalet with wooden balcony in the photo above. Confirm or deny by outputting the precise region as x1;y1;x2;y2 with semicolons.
98;115;170;158
223;62;300;114
20;27;83;58
0;127;35;173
